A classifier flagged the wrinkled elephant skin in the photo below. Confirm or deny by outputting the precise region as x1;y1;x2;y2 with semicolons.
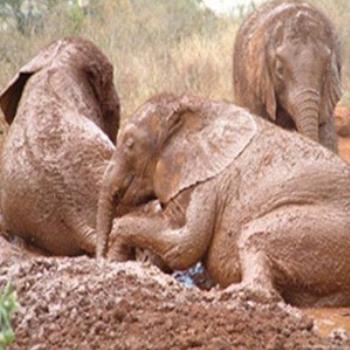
97;94;350;307
0;37;120;256
233;0;342;152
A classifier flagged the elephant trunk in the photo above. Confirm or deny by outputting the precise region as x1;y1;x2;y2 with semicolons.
96;183;116;258
96;162;133;258
291;89;321;143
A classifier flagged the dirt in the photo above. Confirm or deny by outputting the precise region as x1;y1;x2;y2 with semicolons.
0;252;350;350
304;308;350;338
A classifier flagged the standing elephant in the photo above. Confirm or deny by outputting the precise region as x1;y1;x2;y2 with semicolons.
233;0;342;152
97;94;350;307
0;37;120;255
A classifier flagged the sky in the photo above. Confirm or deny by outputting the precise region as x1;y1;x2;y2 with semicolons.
202;0;264;14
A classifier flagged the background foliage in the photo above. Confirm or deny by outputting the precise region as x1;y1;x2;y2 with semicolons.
0;0;349;131
0;283;19;350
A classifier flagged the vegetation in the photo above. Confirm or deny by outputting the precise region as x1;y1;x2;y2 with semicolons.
0;2;348;346
0;0;348;131
0;283;20;350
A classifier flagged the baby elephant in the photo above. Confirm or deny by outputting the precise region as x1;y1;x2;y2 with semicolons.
233;0;342;152
0;37;119;256
97;94;350;307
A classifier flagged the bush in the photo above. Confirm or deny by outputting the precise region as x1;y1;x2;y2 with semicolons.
0;283;20;350
0;0;348;124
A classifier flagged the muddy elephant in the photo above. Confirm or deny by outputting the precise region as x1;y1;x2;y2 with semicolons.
233;0;342;152
0;37;120;256
97;94;350;307
0;232;47;264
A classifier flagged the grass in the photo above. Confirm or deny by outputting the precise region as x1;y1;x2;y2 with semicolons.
0;0;349;124
0;283;20;350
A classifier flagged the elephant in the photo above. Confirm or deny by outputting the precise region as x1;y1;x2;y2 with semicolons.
96;93;350;307
0;232;47;264
0;37;120;256
233;0;342;152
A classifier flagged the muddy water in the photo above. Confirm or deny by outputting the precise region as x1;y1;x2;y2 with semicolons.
304;308;350;337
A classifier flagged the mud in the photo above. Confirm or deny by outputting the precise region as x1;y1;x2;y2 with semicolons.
0;255;350;350
304;308;350;338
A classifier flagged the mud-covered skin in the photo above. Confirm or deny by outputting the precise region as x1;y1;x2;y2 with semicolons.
99;94;350;307
0;37;120;256
233;0;342;151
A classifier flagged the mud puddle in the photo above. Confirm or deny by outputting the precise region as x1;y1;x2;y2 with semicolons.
304;308;350;337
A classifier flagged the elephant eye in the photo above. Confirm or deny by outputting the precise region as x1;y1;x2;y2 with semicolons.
125;137;134;149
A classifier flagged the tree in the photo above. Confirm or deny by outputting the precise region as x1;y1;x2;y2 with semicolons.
0;0;64;34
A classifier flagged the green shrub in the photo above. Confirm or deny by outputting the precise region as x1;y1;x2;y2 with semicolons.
0;283;20;350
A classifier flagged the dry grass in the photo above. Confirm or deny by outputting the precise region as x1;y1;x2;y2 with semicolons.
0;0;348;131
0;0;239;125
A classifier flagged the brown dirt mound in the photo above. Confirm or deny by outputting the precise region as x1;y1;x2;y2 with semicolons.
1;257;349;349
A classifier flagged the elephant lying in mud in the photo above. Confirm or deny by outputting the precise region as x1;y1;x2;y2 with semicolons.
233;0;342;152
0;37;120;256
97;94;350;307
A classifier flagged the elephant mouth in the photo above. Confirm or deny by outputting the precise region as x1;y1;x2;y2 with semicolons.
133;193;157;206
113;174;135;206
114;175;157;209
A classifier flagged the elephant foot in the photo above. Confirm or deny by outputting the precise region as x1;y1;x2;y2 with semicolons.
218;282;282;304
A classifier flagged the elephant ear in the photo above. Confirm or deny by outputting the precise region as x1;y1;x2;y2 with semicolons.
0;40;63;124
264;65;277;121
255;21;284;122
320;50;342;124
154;96;258;203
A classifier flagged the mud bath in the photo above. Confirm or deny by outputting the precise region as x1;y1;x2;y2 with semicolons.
0;257;350;349
304;308;350;338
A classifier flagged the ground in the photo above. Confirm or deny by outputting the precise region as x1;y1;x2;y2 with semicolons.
1;248;350;349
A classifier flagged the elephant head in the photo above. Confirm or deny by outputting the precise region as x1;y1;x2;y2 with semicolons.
96;94;257;257
254;8;342;142
0;37;120;143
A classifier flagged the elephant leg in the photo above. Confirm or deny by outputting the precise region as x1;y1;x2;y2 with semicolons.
108;186;217;270
66;216;96;255
219;228;281;303
319;118;338;152
224;205;350;305
286;290;350;308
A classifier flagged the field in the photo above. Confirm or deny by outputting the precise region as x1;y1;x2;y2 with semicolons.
0;0;349;131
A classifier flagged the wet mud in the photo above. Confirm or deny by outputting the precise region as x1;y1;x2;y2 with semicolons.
0;254;350;349
304;308;350;338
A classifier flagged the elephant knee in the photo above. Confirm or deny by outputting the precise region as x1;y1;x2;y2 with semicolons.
239;223;273;253
163;246;195;271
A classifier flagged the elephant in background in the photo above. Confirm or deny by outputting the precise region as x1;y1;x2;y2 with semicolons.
97;94;350;307
233;0;342;152
0;37;120;256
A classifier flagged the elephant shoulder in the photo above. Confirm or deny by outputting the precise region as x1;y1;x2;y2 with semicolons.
64;110;115;153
